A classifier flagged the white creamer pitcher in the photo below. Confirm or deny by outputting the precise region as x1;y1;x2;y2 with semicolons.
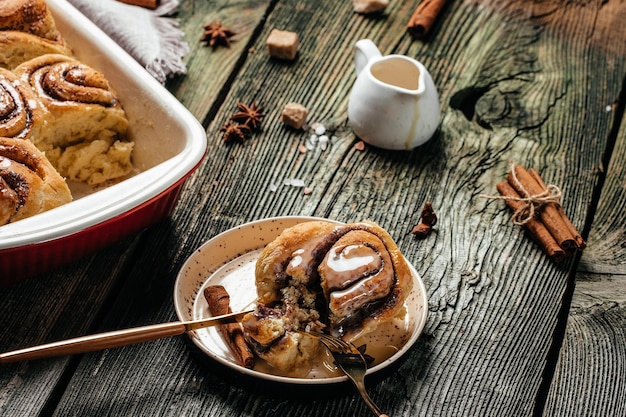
348;39;440;150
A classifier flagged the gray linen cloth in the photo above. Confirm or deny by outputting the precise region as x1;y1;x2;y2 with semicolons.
67;0;188;84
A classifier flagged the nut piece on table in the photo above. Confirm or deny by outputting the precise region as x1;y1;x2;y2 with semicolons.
281;102;308;129
266;29;298;60
352;0;389;14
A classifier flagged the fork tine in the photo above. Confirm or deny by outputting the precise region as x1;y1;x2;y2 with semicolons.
318;334;346;351
317;333;356;354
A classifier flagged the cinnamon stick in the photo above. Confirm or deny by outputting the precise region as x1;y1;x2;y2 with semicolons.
407;0;448;38
116;0;158;9
496;181;566;262
203;286;255;369
528;168;586;250
507;165;578;254
411;201;437;238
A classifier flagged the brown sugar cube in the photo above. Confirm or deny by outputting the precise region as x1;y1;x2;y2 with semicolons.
266;29;298;60
281;102;308;129
353;0;389;14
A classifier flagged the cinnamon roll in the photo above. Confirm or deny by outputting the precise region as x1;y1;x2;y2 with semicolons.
0;136;71;225
242;221;413;371
14;54;133;185
0;0;63;42
0;67;47;140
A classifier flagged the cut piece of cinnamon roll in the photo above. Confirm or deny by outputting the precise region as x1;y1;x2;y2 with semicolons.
14;54;134;185
242;220;413;372
0;136;71;225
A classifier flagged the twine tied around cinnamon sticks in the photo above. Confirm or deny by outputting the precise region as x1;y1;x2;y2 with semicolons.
499;167;563;226
482;163;586;262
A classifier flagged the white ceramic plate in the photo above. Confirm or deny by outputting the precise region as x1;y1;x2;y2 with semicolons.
174;216;428;385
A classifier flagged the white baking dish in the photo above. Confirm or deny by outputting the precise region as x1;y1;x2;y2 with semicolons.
0;0;207;285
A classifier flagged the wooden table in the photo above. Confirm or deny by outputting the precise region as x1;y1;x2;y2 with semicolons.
1;0;625;416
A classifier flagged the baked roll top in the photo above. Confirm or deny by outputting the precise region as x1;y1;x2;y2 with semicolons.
14;54;128;149
0;0;63;42
317;223;412;340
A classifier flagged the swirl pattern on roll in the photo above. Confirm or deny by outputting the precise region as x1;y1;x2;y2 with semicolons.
258;221;413;340
0;136;71;225
318;226;407;337
33;57;118;107
0;67;45;140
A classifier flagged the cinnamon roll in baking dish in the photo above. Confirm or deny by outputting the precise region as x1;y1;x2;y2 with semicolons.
0;0;63;42
242;221;413;371
0;136;71;225
14;54;133;185
0;67;47;140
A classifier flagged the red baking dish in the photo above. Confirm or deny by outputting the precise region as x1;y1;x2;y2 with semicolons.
0;0;207;286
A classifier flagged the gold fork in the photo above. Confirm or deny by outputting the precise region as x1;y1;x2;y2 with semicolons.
304;332;389;417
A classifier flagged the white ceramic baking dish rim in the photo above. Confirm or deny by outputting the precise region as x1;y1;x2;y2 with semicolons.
0;0;207;249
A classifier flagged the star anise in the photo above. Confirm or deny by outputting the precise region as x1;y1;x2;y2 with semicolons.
201;21;235;48
230;102;265;130
220;120;250;143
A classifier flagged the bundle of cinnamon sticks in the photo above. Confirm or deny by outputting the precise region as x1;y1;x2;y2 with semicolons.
496;164;586;262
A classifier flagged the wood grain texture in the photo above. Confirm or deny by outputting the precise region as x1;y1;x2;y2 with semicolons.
544;1;626;407
167;0;271;121
1;0;624;416
0;240;138;415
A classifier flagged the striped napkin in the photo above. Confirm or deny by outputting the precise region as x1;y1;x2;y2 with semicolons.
67;0;188;84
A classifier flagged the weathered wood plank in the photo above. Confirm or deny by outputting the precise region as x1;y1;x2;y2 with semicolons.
544;15;626;412
542;0;626;414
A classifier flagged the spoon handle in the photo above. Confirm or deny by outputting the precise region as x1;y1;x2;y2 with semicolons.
0;310;251;363
0;321;186;363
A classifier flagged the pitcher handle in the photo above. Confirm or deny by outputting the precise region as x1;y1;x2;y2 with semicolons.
354;39;382;76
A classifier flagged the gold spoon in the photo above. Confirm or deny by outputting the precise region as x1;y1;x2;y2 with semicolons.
0;310;251;363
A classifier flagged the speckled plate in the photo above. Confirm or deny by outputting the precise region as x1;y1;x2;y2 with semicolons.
173;216;428;385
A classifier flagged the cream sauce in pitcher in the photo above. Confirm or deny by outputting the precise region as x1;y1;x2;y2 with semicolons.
348;39;440;150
